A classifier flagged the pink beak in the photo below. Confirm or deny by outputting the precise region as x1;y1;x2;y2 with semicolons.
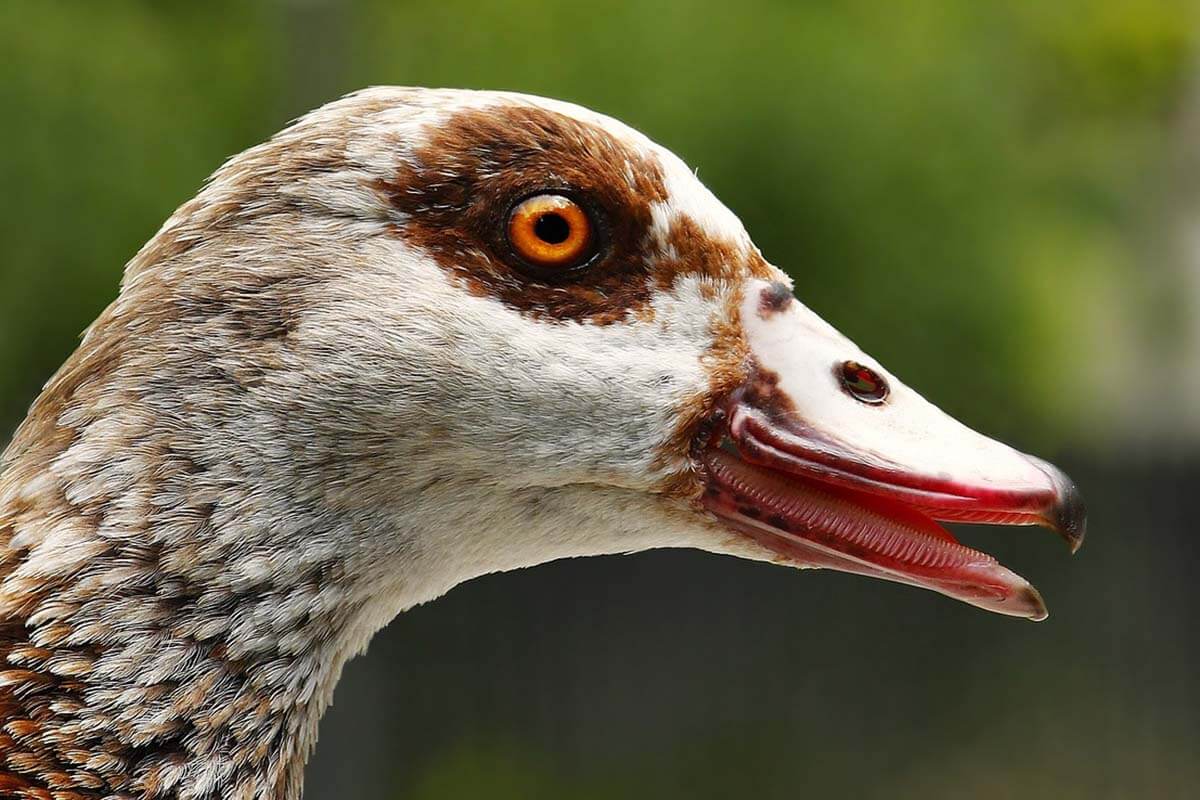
698;280;1085;621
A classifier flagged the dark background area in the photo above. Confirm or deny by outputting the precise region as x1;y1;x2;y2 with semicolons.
2;1;1197;798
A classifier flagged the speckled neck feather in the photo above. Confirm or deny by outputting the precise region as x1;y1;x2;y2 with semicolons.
0;205;411;800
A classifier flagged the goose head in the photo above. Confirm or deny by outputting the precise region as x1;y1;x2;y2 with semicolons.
0;87;1084;799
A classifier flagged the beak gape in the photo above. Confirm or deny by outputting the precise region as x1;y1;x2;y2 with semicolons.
698;280;1085;620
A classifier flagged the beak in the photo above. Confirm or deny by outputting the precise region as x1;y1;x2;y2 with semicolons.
698;280;1085;621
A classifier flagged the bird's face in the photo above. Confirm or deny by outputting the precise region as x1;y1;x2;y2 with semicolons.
209;88;1082;619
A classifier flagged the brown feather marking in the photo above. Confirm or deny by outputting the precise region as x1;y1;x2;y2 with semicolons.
654;215;774;291
654;283;755;498
374;102;668;324
650;221;779;496
375;102;773;324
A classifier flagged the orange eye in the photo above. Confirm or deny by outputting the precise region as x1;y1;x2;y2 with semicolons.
506;194;595;270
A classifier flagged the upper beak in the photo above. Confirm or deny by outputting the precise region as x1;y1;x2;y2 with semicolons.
698;280;1085;620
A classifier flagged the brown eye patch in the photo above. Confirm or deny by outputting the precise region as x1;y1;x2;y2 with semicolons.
373;103;666;324
373;102;772;324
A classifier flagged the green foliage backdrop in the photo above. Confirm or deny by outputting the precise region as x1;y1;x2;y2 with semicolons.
1;3;1197;799
1;0;1192;450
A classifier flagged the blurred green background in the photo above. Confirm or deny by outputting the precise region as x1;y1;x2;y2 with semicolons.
1;1;1197;798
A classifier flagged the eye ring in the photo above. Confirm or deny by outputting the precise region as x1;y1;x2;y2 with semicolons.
506;193;596;272
837;360;890;404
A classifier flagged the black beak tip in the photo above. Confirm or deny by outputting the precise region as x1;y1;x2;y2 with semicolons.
1055;479;1087;554
1030;456;1087;554
1019;583;1050;622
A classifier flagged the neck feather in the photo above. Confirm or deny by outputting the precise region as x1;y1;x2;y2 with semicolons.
0;285;434;798
0;300;712;800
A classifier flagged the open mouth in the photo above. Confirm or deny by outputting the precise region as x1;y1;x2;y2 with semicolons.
697;402;1086;621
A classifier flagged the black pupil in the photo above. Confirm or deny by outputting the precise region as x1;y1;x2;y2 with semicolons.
534;212;571;244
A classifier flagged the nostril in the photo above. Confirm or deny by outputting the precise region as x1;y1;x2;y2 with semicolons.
757;281;793;317
837;360;890;404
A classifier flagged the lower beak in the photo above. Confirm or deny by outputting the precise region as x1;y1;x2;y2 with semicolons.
697;281;1086;621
